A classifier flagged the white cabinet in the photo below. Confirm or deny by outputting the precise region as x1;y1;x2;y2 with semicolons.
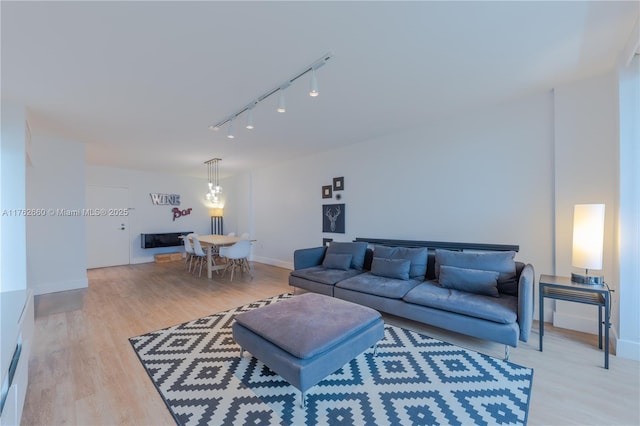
0;290;34;426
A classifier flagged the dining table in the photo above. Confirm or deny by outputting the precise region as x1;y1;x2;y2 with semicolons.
194;234;243;279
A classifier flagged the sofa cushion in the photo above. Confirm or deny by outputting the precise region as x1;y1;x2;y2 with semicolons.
374;246;428;279
336;272;422;299
326;242;368;271
290;266;363;285
371;257;410;280
403;280;517;324
435;249;518;295
322;253;353;271
439;265;500;297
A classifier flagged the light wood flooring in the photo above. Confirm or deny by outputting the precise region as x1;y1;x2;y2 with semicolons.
22;260;639;425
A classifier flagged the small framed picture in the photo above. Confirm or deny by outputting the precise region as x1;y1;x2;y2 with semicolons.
322;185;332;199
333;176;344;191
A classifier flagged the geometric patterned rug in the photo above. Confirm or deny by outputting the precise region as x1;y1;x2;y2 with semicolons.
129;293;533;426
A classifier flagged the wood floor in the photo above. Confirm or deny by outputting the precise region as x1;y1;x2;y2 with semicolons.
22;260;639;426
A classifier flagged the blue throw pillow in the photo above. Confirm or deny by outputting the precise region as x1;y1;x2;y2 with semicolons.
322;253;353;271
434;249;518;295
371;257;411;280
374;246;428;279
326;242;368;271
439;265;500;297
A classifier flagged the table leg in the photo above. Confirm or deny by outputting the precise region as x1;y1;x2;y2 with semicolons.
604;293;610;369
539;286;544;351
207;246;212;279
598;306;603;349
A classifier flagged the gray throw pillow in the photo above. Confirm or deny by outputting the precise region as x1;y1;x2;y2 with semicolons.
374;246;428;279
326;242;368;271
434;249;518;295
322;253;353;271
439;265;500;297
371;257;411;280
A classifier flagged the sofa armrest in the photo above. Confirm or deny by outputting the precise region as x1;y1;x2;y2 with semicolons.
517;263;535;342
293;247;327;270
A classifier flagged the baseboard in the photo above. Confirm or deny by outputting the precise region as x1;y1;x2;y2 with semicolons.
616;338;640;361
252;256;293;270
132;256;155;264
31;278;88;295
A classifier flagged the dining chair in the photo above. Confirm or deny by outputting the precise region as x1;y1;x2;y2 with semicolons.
240;232;250;239
190;234;208;277
227;232;236;237
184;233;196;272
218;240;252;282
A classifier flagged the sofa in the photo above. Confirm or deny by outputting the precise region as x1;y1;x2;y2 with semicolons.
289;239;534;358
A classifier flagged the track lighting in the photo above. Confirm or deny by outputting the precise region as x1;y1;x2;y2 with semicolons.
208;52;333;139
310;69;319;97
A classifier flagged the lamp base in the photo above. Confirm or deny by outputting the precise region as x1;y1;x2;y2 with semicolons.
571;273;604;286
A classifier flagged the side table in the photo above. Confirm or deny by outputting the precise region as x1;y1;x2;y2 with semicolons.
539;274;611;369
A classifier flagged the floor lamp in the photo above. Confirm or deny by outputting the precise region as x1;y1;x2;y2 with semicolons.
210;208;224;235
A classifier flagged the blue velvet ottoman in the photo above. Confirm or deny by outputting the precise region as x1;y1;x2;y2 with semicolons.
232;293;384;407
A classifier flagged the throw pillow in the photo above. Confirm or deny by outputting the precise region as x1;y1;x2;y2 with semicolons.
371;257;411;280
322;253;353;271
326;242;368;271
439;265;500;297
374;246;428;279
434;249;518;295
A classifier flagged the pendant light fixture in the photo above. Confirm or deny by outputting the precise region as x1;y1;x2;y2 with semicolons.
209;52;333;138
205;158;222;203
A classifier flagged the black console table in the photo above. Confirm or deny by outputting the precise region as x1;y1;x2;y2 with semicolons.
539;274;611;369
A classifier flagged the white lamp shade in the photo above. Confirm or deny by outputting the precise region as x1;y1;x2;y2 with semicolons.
571;204;605;270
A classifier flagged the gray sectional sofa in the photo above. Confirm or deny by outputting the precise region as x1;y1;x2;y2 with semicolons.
289;239;534;359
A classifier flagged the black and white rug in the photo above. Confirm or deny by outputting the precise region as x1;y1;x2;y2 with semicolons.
130;294;533;426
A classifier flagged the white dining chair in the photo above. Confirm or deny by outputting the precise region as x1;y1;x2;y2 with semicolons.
227;232;236;237
183;233;196;272
219;240;252;282
190;234;208;277
240;232;250;239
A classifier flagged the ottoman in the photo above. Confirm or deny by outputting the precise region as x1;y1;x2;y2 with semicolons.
232;293;384;407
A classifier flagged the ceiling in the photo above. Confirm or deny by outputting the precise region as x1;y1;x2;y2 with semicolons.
2;1;637;178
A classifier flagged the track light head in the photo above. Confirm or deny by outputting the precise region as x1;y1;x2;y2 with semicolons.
227;121;235;139
310;69;319;97
277;91;286;113
245;109;254;130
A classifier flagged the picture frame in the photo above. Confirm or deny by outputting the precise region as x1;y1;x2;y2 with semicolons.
333;176;344;191
322;185;332;199
322;203;345;233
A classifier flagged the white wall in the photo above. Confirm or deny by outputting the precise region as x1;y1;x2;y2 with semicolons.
552;71;619;335
617;52;640;360
0;100;26;292
240;91;555;289
86;166;212;264
26;134;88;295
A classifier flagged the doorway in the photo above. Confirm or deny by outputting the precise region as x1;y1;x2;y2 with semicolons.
86;185;130;268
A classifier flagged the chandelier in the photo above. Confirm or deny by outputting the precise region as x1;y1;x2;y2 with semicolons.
205;158;222;203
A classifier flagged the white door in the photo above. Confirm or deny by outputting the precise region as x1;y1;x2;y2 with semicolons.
86;185;130;269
